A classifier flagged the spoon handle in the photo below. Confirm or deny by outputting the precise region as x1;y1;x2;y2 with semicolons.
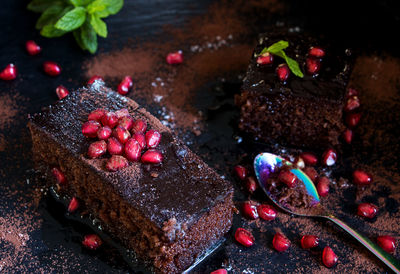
325;215;400;273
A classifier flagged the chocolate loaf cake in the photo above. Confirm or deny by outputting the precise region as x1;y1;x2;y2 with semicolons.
236;31;353;148
28;81;234;273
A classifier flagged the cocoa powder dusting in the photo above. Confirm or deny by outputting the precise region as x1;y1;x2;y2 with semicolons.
0;92;23;151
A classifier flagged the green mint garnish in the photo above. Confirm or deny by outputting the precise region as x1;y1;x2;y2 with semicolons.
27;0;124;54
258;40;304;78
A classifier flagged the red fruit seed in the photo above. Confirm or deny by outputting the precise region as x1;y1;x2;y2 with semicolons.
273;232;290;252
97;126;112;140
377;235;396;253
87;75;103;85
278;170;298;188
300;152;318;166
145;129;161;148
245;176;258;193
353;169;373;186
347;87;359;97
345;113;361;128
107;137;123;155
141;149;163;164
0;63;17;80
357;203;378;219
87;140;107;159
51;167;66;185
256;52;273;65
322;246;338;268
117;76;133;95
25;40;41;55
113;126;131;144
43;61;61;76
88;109;106;122
82;234;102;250
257;204;277;221
124;138;142;162
115;108;130;119
131;119;147;133
322;148;337;166
101;112;119;128
210;269;227;274
55;85;69;100
344;96;360;112
82;120;101;138
309;46;325;58
276;63;290;82
301;235;319;249
234;165;247;180
68;197;79;213
304;166;318;183
118;116;134;131
317;176;330;197
342;129;353;144
306;57;321;75
166;51;183;65
235;228;254;247
242;202;259;220
132;132;146;149
106;155;128;171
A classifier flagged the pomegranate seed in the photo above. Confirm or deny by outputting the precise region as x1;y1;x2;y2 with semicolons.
301;235;319;249
322;246;338;268
242;202;259;220
347;87;359;97
300;152;318;166
210;269;227;274
344;96;360;112
166;51;183;65
51;167;66;185
377;235;396;253
145;129;161;148
141;149;163;164
87;140;107;159
309;46;325;58
87;75;103;85
55;85;69;100
357;203;378;219
306;57;321;75
276;63;290;82
124;138;142;161
317;176;330;197
278;170;298;188
234;165;247;180
118;116;134;131
115;108;130;119
234;228;254;247
43;61;61;76
82;120;101;138
273;232;290;252
322;148;337;166
303;167;318;182
342;129;353;144
0;63;17;80
245;176;258;193
82;234;102;250
257;52;273;65
117;76;133;95
88;109;106;122
353;169;373;186
294;156;305;169
101;112;119;128
113;126;131;144
25;40;41;55
106;155;128;171
107;137;123;155
67;197;79;213
131;119;147;133
132;132;146;149
346;113;361;128
257;204;277;221
97;126;112;140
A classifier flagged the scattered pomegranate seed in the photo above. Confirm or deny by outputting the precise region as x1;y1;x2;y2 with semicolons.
87;75;103;85
55;85;69;100
304;166;318;182
141;149;163;164
317;176;330;197
352;169;373;186
118;116;134;131
245;176;258;193
132;132;146;149
345;113;361;128
25;40;41;55
344;96;360;112
322;246;338;268
257;204;277;221
276;64;290;82
145;129;161;148
242;202;259;220
82;234;102;250
300;152;318;166
278;170;298;188
234;228;254;247
294;156;305;169
0;63;17;80
166;51;183;65
117;76;133;95
322;148;337;166
113;126;131;144
309;46;325;58
210;269;227;274
342;129;353;144
257;52;273;65
101;112;119;128
51;167;66;185
67;197;79;213
87;140;107;159
234;165;247;180
273;232;290;252
347;87;359;97
124;138;142;161
357;203;378;219
43;61;61;76
301;235;319;249
107;137;123;155
377;235;396;253
88;109;105;122
82;120;101;138
97;126;112;140
131;119;147;133
115;108;130;119
106;155;128;171
306;57;321;75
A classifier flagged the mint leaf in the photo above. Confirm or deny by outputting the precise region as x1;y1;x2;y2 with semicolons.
90;14;107;37
87;0;106;14
27;0;60;13
284;55;304;78
69;0;83;6
35;5;65;29
73;29;86;50
55;7;86;31
103;0;123;15
40;24;67;37
81;21;98;54
258;40;288;56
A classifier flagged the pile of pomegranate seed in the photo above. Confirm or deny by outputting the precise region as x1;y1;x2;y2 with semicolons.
0;63;17;80
25;40;41;55
55;85;69;100
234;228;255;247
166;51;183;65
82;234;103;250
82;108;163;171
307;46;325;75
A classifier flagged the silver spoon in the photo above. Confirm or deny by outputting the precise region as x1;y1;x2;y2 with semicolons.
254;152;400;273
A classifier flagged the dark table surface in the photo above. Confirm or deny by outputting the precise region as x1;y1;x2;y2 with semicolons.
1;0;400;273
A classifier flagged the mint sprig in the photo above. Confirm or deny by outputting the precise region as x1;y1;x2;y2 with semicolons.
258;40;304;78
27;0;124;54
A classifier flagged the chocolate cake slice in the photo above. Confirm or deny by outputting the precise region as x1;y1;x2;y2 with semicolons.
236;31;353;148
28;81;234;273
